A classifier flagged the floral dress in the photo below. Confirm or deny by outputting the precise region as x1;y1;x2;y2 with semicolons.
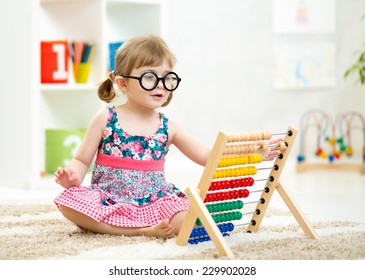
54;107;190;227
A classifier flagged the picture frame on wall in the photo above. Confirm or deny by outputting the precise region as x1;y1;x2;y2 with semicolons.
273;42;336;90
272;0;336;34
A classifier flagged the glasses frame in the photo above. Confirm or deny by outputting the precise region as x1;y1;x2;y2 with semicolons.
119;71;181;91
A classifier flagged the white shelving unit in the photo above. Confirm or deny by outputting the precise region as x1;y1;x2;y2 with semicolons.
29;0;166;189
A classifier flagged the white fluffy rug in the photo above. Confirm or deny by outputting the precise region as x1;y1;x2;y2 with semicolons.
1;202;365;260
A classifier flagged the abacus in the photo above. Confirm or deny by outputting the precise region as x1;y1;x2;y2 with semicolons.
176;126;318;258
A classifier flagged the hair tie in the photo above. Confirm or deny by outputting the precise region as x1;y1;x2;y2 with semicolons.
108;71;115;82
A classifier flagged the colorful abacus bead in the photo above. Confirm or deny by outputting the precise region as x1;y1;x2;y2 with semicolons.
189;227;207;238
277;141;286;150
315;148;323;156
334;152;341;159
210;177;254;190
218;155;252;167
328;137;336;145
204;189;249;203
218;222;235;232
297;154;305;162
188;236;211;244
206;200;244;213
319;151;327;159
213;165;257;179
212;211;242;223
346;146;353;156
188;222;235;244
249;154;263;164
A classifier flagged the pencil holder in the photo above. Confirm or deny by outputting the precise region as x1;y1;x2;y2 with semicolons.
73;63;91;83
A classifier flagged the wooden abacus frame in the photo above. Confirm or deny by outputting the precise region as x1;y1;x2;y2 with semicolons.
176;126;318;258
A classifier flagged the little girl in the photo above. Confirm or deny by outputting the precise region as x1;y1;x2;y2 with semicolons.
54;35;282;239
54;35;211;239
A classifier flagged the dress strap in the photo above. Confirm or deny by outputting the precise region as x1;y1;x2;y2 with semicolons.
107;106;117;126
95;153;165;171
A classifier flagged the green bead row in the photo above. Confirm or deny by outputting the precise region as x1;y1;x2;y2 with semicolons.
212;211;242;223
206;200;244;213
196;211;243;226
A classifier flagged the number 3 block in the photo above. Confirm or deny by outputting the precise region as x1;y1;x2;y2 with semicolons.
45;129;86;174
40;40;69;83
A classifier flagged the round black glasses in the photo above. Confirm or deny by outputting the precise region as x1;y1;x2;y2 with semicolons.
120;71;181;91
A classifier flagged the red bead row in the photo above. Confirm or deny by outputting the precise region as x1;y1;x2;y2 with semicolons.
204;189;250;203
209;177;254;191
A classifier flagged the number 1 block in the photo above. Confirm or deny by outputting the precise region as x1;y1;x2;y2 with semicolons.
40;40;69;83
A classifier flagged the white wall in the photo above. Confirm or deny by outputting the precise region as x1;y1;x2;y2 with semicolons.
163;0;365;153
1;0;365;188
0;0;33;188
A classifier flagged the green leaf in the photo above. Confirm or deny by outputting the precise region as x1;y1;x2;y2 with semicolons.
359;52;365;62
360;74;365;84
344;69;351;78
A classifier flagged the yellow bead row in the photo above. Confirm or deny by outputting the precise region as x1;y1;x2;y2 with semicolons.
218;154;263;167
213;166;257;179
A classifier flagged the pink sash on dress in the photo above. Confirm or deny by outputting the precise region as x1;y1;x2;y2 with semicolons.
95;153;165;171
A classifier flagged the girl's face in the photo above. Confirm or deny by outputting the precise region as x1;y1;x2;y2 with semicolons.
117;59;174;110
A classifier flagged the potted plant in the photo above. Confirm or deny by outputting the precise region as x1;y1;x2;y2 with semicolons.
344;15;365;85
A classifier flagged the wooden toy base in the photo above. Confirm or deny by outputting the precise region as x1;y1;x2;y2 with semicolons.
296;162;365;174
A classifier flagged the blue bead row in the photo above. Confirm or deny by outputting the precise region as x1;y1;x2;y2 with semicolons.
188;222;235;245
188;232;230;245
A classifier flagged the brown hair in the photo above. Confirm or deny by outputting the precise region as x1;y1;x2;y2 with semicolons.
98;35;176;106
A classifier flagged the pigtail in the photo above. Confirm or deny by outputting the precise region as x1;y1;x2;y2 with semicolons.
98;78;116;103
161;93;173;107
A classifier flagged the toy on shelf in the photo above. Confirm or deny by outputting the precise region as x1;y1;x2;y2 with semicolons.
40;40;69;84
296;109;365;174
70;41;95;84
176;126;318;258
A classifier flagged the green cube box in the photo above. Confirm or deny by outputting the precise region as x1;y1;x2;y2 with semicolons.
45;129;86;174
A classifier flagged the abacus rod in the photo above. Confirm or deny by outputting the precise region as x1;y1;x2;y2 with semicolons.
243;200;261;204
210;176;272;185
226;142;283;148
268;143;284;148
235;222;251;227
258;166;275;171
263;156;277;160
255;177;271;182
215;165;277;172
206;187;264;194
272;131;289;136
249;189;264;193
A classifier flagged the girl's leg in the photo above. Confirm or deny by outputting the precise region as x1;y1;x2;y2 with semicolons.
169;210;188;235
58;205;175;239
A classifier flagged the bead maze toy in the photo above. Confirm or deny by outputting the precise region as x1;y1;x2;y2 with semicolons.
296;109;365;174
176;126;318;258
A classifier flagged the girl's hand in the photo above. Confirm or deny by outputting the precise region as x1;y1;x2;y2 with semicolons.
258;138;287;161
55;167;82;189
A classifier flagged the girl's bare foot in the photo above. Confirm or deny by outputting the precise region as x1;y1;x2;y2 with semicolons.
143;219;175;239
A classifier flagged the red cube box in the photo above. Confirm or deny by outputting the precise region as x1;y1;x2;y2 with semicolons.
40;40;69;83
